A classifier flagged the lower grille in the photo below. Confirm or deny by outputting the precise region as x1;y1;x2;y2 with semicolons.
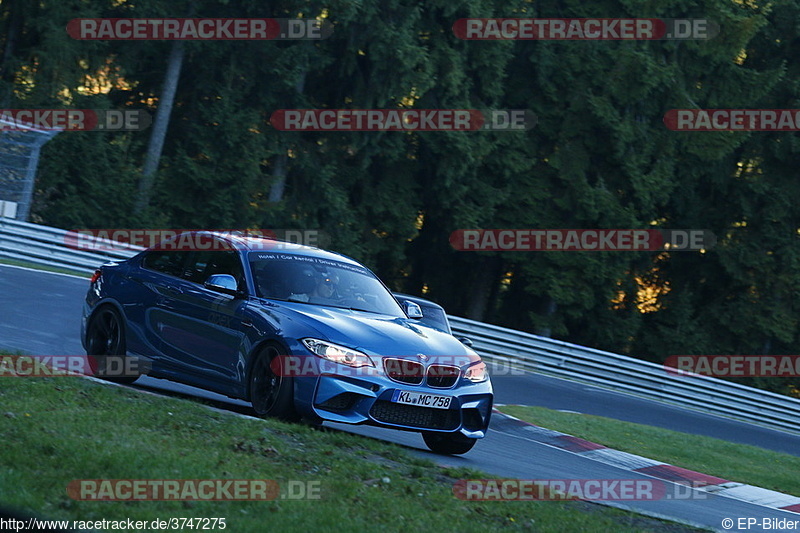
317;393;358;412
462;408;486;431
370;400;460;430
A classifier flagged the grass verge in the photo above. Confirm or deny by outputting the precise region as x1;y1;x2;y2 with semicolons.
0;257;90;278
0;375;706;532
500;405;800;497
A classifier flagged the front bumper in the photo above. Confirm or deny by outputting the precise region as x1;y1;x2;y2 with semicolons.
296;371;493;438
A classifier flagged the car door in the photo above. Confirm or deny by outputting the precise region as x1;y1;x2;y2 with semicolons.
156;244;250;387
128;249;191;363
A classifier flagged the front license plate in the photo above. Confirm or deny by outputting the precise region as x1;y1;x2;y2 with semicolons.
391;390;452;409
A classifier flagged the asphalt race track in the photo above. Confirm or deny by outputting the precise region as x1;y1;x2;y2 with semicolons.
2;263;800;531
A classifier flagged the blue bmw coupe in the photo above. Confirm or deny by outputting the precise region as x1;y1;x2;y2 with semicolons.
81;232;492;454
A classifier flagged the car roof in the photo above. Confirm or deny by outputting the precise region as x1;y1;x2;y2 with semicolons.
198;231;363;267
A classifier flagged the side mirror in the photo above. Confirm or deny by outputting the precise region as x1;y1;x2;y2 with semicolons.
204;274;240;297
402;300;424;319
457;336;474;348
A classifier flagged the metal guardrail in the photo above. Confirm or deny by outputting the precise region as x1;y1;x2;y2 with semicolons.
2;217;799;434
450;316;800;434
0;217;140;273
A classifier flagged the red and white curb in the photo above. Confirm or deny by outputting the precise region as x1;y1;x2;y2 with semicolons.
493;407;800;514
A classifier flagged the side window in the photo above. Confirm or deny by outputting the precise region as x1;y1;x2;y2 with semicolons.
182;249;246;292
181;251;211;284
142;251;185;278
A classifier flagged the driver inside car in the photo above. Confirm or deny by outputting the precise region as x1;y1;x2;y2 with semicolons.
288;268;341;303
315;272;339;300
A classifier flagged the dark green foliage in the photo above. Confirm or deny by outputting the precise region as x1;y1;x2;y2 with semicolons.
2;0;798;396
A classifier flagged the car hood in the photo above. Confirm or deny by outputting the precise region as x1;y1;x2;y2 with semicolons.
259;300;479;363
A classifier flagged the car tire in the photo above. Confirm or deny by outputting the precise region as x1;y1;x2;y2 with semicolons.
85;306;139;384
249;345;299;422
422;432;477;455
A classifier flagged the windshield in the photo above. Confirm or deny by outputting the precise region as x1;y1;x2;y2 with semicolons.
248;252;405;317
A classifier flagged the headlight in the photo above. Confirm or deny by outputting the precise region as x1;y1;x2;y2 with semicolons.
301;339;374;368
464;361;488;383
